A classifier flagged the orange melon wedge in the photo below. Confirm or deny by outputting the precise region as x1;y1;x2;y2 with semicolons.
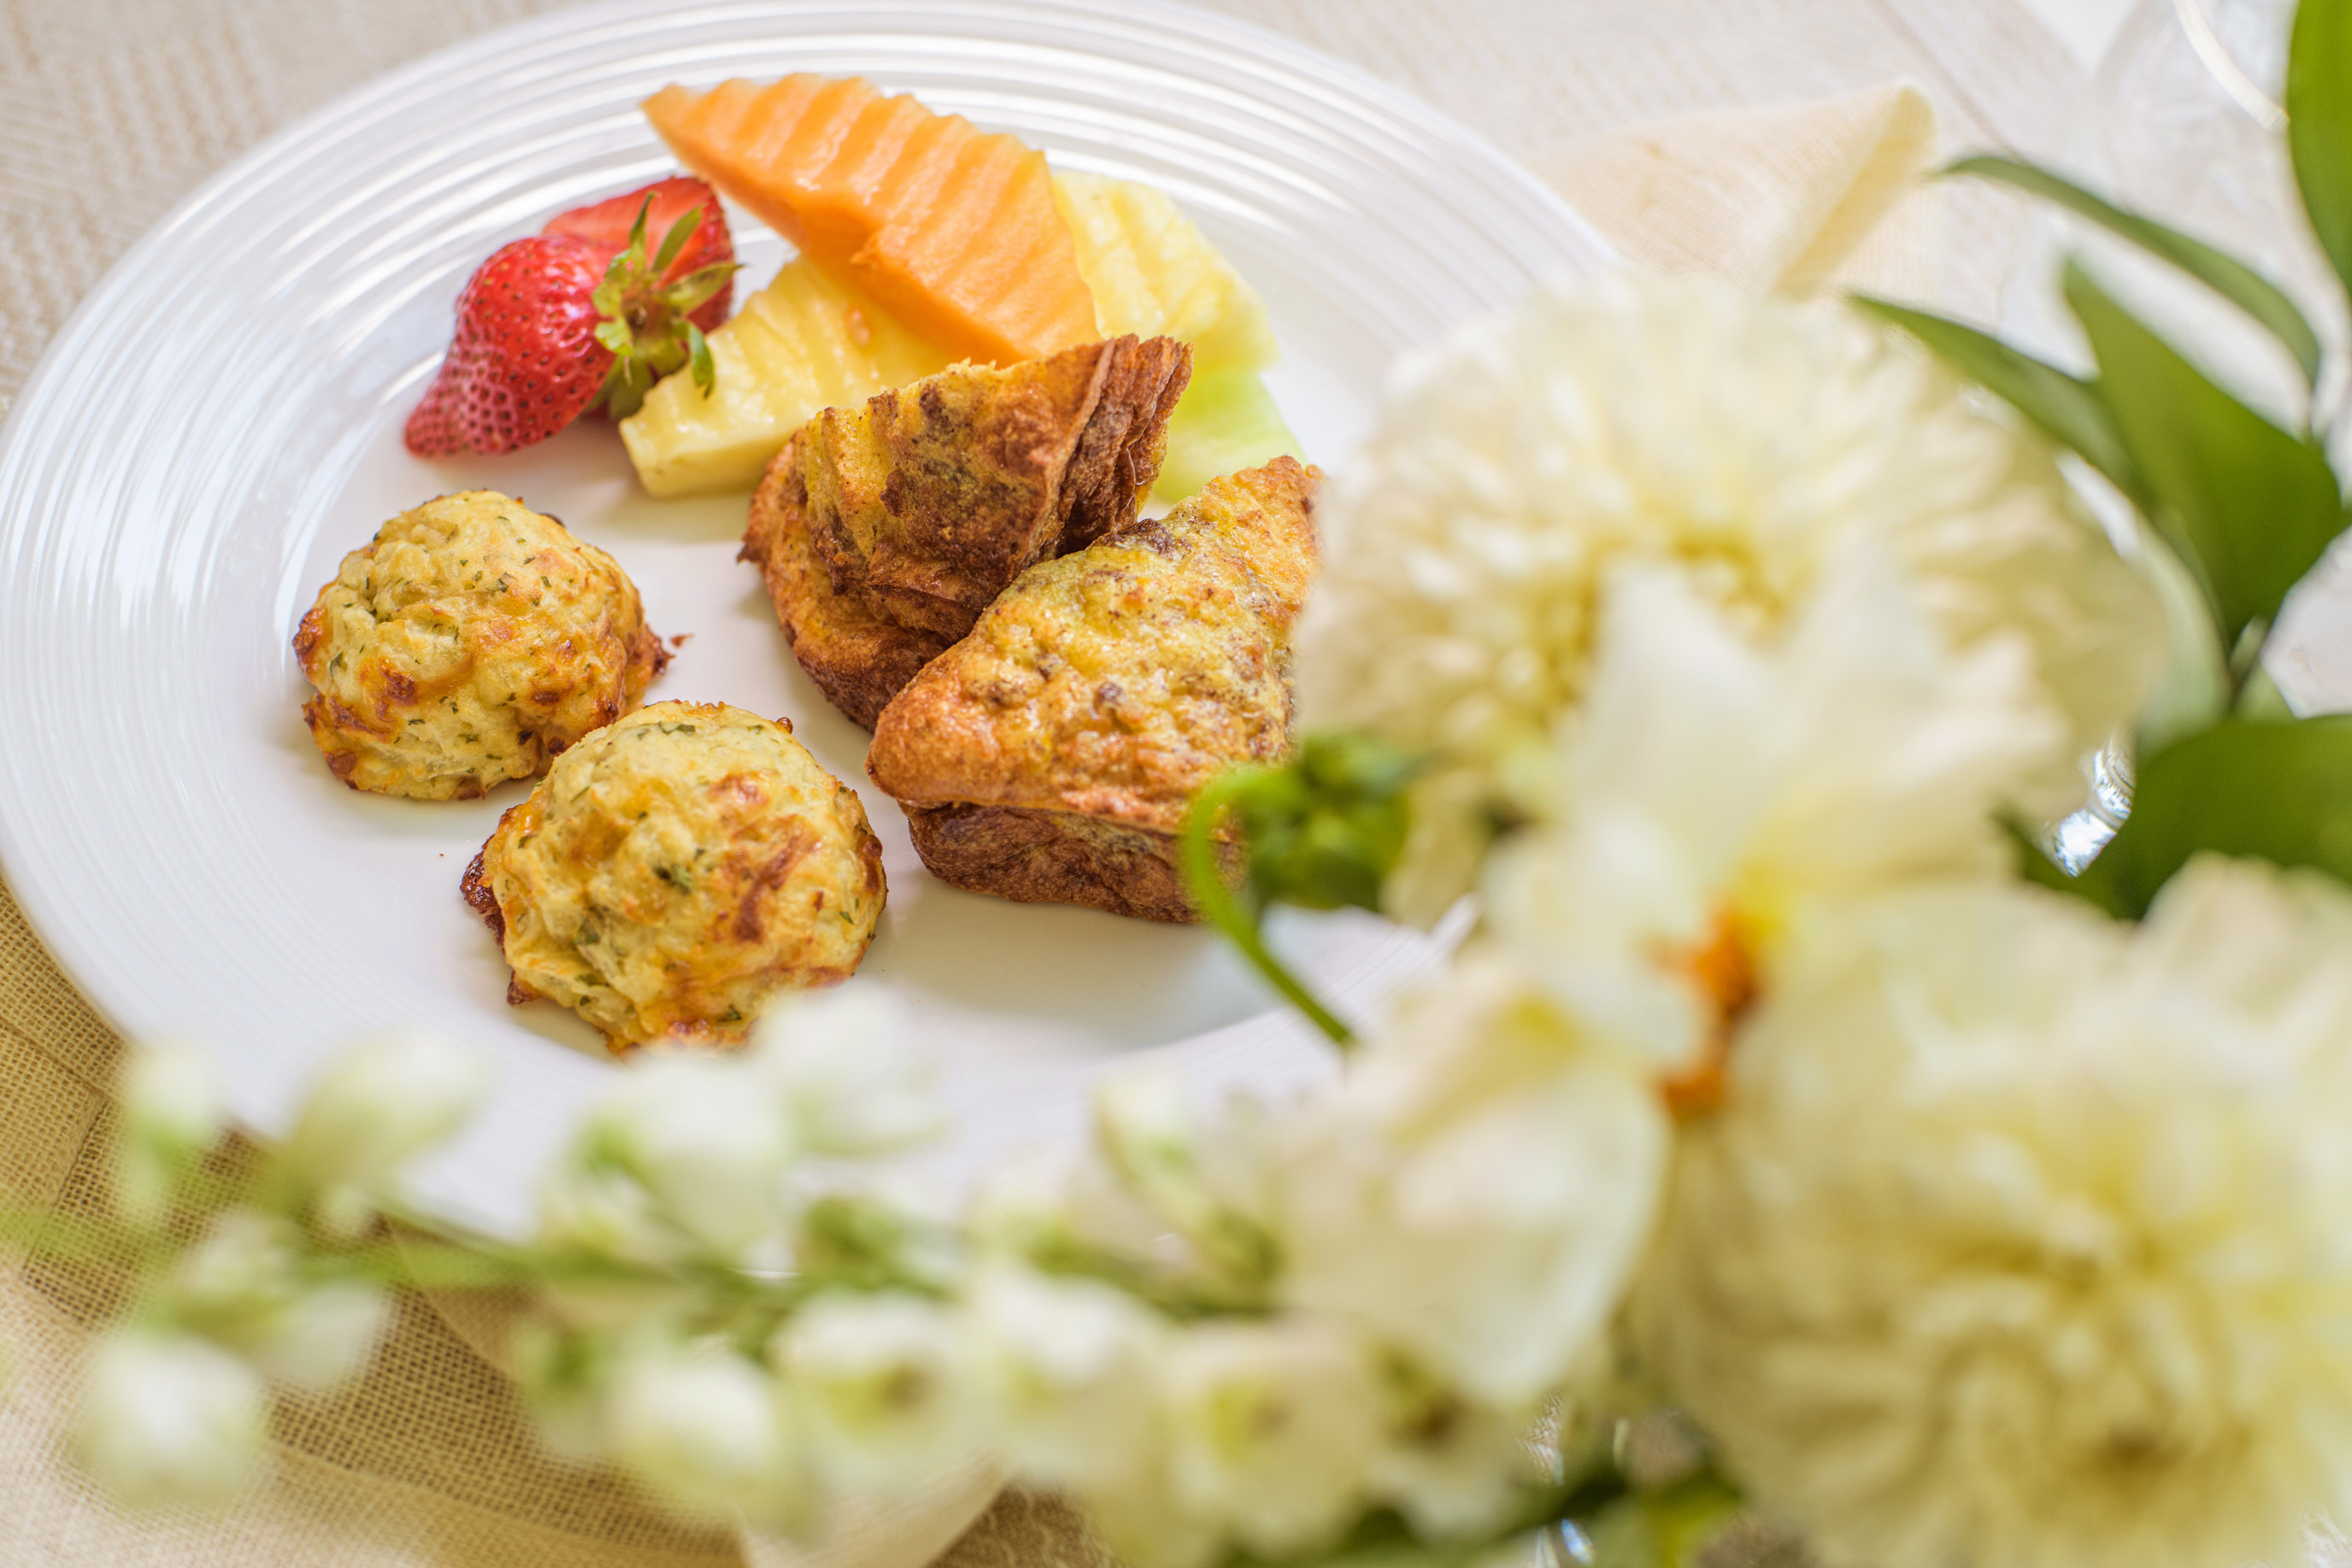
644;75;1099;367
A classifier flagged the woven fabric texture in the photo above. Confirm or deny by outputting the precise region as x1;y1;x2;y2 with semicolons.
0;0;2080;1562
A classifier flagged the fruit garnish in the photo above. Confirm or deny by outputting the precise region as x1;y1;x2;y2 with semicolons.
1152;364;1303;504
1052;172;1297;502
405;179;739;457
643;75;1097;365
1054;172;1278;371
620;258;952;498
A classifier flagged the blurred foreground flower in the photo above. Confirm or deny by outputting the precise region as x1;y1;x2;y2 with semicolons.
1636;856;2352;1568
1281;954;1667;1411
604;1337;808;1530
756;990;945;1156
1161;1318;1381;1560
278;1031;491;1239
1297;271;2159;921
114;1044;225;1229
168;1211;388;1392
780;1291;977;1497
69;1330;266;1512
1485;552;2062;1078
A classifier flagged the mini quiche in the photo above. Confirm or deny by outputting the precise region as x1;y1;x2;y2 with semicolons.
866;457;1318;922
465;701;885;1052
294;490;667;800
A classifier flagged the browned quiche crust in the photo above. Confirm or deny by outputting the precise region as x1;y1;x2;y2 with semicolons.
740;334;1191;728
867;458;1320;922
465;702;887;1052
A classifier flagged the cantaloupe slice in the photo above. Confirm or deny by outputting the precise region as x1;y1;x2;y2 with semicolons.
644;76;1098;367
619;258;952;498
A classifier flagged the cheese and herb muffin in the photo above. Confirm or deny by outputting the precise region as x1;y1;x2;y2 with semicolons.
294;490;667;800
464;701;885;1051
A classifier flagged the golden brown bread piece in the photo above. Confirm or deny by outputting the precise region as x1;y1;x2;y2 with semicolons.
866;457;1320;922
466;701;885;1052
740;334;1191;727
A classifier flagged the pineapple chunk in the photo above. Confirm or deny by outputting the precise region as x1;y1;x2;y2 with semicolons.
1054;172;1297;503
620;260;952;498
1053;171;1278;371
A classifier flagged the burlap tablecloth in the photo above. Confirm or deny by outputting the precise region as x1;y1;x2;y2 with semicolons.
0;0;2089;1561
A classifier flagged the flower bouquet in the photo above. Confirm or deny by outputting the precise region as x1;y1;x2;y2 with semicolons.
18;5;2352;1567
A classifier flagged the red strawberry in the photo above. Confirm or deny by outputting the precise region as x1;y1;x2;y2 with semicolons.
404;235;609;455
544;175;735;333
405;179;738;456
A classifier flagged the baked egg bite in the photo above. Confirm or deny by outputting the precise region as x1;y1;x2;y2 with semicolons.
293;490;667;800
464;701;886;1051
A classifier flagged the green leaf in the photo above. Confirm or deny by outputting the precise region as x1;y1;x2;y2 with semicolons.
596;354;656;420
2067;716;2352;916
2290;0;2352;313
651;203;703;278
1229;731;1419;915
1948;154;2322;386
1181;765;1356;1046
2063;261;2344;645
1853;295;2148;508
662;260;740;316
687;323;716;396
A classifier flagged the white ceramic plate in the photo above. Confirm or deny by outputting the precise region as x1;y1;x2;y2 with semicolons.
0;0;1611;1239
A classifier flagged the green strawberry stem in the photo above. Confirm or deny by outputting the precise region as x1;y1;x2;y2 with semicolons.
591;196;740;419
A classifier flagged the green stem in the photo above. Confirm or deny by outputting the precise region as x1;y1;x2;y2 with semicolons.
1181;770;1355;1047
0;1206;163;1268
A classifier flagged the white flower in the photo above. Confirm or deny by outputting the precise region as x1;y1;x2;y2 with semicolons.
963;1262;1162;1491
1280;954;1670;1408
967;1141;1173;1267
1091;1066;1279;1289
969;1073;1280;1304
754;989;944;1156
778;1292;977;1497
603;1338;808;1530
1632;858;2352;1568
68;1330;267;1512
115;1043;225;1226
243;1282;388;1394
1297;271;2158;919
543;1054;794;1262
168;1211;388;1393
278;1032;490;1236
1369;1377;1547;1542
1483;553;2063;1073
1161;1317;1380;1559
